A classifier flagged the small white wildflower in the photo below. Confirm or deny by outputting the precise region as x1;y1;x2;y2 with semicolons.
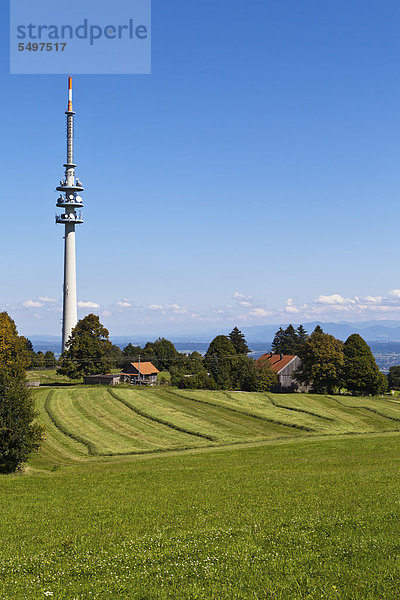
44;593;53;597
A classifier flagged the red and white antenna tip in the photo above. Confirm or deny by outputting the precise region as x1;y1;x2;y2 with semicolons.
67;77;73;111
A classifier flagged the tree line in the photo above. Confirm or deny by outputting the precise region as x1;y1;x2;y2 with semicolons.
57;317;279;392
0;310;394;473
24;339;57;368
57;315;388;395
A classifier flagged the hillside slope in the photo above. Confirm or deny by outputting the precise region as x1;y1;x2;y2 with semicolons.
31;387;400;469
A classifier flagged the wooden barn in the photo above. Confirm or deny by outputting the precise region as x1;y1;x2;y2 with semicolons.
83;374;121;386
256;353;308;392
121;361;159;386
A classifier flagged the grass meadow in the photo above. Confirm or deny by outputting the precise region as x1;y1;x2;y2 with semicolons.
2;387;400;598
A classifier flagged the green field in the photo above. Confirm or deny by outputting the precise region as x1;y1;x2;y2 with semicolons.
30;387;400;467
2;388;400;598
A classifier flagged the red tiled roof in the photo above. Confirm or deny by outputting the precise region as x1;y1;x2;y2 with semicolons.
129;361;159;375
256;353;296;373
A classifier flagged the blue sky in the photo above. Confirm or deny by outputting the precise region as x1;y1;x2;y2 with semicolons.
2;0;400;336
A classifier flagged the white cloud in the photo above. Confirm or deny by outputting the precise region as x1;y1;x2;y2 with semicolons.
286;305;299;314
166;304;188;314
78;301;100;309
363;296;383;304
146;303;188;315
23;300;44;308
39;296;57;303
285;298;299;314
233;289;400;324
315;294;354;305
248;307;273;318
233;291;253;307
101;310;112;317
117;300;132;308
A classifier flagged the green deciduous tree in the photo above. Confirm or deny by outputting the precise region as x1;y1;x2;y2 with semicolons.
204;335;236;389
122;343;143;359
0;375;44;473
295;329;344;394
231;355;258;391
0;313;44;472
142;338;179;371
120;343;143;369
170;351;208;387
228;327;250;355
343;334;387;396
44;351;57;368
254;357;279;392
58;314;113;379
34;351;45;368
175;372;217;390
0;313;30;379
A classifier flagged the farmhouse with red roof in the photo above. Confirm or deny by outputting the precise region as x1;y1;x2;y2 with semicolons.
121;361;159;386
256;353;308;392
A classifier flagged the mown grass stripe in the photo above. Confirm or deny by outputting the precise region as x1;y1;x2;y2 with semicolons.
148;389;278;438
263;393;335;421
327;396;400;425
164;390;315;432
108;390;216;441
44;391;99;456
70;392;151;449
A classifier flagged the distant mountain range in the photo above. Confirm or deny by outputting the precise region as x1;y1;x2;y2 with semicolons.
29;320;400;355
241;321;400;344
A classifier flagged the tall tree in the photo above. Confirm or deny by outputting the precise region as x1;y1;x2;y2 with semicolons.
58;314;113;379
228;327;250;355
25;338;34;352
271;324;306;355
295;329;344;394
254;357;278;392
0;312;30;379
0;313;44;472
23;338;35;369
0;375;44;473
230;355;257;390
44;351;57;368
149;338;179;371
122;343;143;359
34;351;45;368
284;324;299;353
204;335;236;389
343;334;387;395
297;325;308;346
271;328;286;354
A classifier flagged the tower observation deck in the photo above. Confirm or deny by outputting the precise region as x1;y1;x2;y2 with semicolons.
56;77;84;352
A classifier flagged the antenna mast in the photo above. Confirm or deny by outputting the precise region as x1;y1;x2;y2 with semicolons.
56;77;85;352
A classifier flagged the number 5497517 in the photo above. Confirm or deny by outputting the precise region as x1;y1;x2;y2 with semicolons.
18;42;67;51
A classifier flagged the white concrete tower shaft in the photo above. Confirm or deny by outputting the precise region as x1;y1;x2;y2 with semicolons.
56;77;84;352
